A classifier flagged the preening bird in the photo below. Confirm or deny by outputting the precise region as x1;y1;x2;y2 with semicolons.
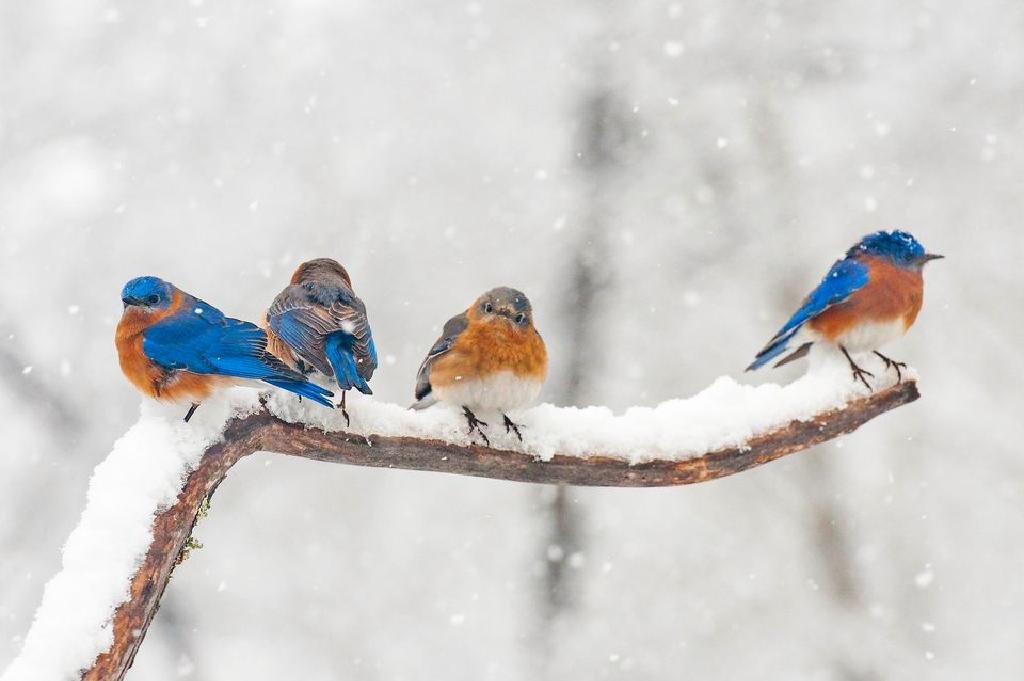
747;229;943;388
412;287;548;446
265;258;377;425
115;276;334;422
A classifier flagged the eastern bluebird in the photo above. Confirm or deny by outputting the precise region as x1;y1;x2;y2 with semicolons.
412;287;548;445
747;229;943;388
116;276;334;422
265;258;377;425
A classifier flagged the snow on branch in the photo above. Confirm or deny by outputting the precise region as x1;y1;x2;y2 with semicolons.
3;365;920;681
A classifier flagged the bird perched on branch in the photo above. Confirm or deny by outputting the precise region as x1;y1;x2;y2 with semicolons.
265;258;377;425
412;287;547;446
116;276;335;422
747;229;943;388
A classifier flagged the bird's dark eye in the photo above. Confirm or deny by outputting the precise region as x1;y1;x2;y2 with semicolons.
484;303;494;313
145;295;160;305
515;312;526;324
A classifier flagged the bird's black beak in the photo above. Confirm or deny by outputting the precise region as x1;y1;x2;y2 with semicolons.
122;296;139;308
921;253;944;263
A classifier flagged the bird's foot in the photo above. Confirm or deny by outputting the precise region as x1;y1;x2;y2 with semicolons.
184;403;200;423
338;391;350;427
463;407;490;447
841;346;875;391
873;351;908;384
502;414;524;442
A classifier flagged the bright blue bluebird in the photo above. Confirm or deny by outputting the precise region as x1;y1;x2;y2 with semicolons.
265;258;377;425
747;230;943;388
116;276;335;422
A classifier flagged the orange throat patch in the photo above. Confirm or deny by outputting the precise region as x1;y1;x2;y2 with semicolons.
430;318;548;390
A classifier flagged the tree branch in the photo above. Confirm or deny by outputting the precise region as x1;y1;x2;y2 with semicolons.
81;380;918;680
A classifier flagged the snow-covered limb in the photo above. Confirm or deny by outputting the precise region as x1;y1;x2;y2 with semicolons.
4;361;919;681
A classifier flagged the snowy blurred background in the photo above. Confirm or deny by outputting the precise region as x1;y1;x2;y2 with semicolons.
1;0;1021;678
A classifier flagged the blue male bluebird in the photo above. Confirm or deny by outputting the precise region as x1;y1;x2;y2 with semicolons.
116;276;334;422
747;229;943;388
265;258;377;425
412;287;547;445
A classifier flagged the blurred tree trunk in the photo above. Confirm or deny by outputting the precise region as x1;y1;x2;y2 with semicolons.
751;94;877;681
538;83;627;670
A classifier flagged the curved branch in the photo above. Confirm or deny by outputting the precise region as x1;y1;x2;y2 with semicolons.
81;380;918;680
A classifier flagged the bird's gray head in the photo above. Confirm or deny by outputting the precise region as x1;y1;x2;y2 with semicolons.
473;287;534;328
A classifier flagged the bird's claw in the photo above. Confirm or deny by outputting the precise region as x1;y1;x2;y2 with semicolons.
874;351;908;384
463;407;490;447
502;414;524;442
841;346;874;391
851;365;875;391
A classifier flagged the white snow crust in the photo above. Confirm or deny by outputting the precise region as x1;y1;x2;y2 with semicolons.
275;351;910;463
1;398;258;681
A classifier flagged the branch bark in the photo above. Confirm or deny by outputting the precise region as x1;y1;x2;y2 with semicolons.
81;380;919;680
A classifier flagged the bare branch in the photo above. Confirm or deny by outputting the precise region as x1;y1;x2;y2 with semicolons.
81;380;919;680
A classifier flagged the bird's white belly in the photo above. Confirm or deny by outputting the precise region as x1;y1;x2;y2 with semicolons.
434;370;542;411
834;319;907;352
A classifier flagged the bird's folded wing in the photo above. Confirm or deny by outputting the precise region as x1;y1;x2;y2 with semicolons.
414;312;469;402
143;313;300;380
268;285;377;379
772;257;870;342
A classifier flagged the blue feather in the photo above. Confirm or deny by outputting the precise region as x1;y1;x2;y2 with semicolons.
142;298;334;406
262;377;335;407
324;332;373;394
748;257;869;370
270;309;333;376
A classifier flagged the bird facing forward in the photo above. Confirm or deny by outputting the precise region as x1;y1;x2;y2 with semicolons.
265;258;377;425
747;229;943;387
115;276;334;422
412;287;547;446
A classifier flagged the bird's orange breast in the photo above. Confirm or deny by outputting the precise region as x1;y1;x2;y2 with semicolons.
430;318;548;389
115;311;166;399
809;256;924;341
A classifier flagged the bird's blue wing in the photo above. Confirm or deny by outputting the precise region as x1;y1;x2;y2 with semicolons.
143;307;335;406
780;257;869;336
143;313;280;379
748;257;869;370
270;305;331;374
267;283;377;387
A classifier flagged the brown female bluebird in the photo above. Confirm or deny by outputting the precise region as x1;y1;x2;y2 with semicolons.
265;258;377;425
412;287;547;445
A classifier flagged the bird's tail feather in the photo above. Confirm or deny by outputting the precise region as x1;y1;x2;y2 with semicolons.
773;342;813;368
410;393;436;410
325;334;373;395
263;376;335;408
746;328;801;371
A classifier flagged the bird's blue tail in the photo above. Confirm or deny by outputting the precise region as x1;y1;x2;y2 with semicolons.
747;328;800;371
325;332;373;394
263;376;336;407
